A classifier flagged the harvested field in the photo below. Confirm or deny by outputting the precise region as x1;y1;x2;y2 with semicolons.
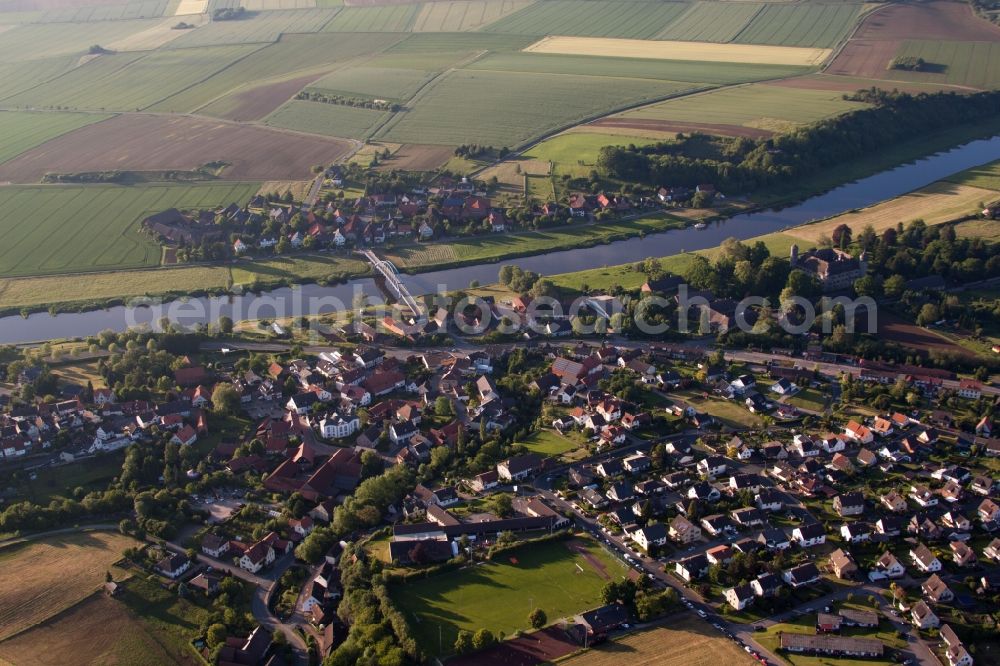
104;14;204;50
851;0;1000;42
558;618;755;666
786;181;996;243
484;0;688;39
615;83;868;133
200;73;323;121
588;117;772;139
0;114;354;183
0;111;108;166
523;36;832;66
0;593;192;666
479;157;549;190
0;531;138;641
377;144;454;171
174;0;207;14
447;626;579;666
265;99;389;139
827;38;900;78
411;0;533;32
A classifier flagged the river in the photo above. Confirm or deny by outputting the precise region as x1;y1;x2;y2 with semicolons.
2;135;999;344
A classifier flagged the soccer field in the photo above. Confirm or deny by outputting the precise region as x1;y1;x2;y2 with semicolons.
391;537;626;656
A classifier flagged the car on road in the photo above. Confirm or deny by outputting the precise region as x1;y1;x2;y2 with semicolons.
697;610;707;618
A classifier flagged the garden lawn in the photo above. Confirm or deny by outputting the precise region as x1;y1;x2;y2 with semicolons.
0;183;259;278
391;537;625;656
519;429;586;457
785;388;827;412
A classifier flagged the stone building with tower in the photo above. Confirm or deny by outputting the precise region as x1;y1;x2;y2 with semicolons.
790;245;868;292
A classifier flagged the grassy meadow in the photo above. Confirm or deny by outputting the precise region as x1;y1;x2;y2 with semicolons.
391;536;625;656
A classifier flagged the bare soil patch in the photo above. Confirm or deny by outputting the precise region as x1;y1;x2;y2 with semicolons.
827;39;901;78
565;538;611;580
852;0;1000;41
589;117;773;139
376;143;454;171
0;114;355;183
208;73;323;121
448;626;579;666
878;310;973;357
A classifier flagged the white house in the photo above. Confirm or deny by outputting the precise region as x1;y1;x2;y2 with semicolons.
792;523;826;548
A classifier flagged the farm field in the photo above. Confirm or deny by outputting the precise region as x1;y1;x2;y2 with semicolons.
478;157;550;190
383;214;686;270
382;31;535;57
615;83;870;133
886;40;1000;89
786;181;996;243
0;19;167;61
4;44;262;111
391;536;626;656
944;159;1000;191
307;65;434;100
525;173;555;201
732;2;861;48
954;218;1000;241
266;99;390;139
0;531;139;641
0;182;258;278
0;56;76;100
376;143;454;171
523;131;656;178
150;32;405;113
32;0;171;22
655;2;761;43
0;111;108;165
197;72;325;121
167;7;340;47
230;253;369;286
559;617;754;666
0;114;355;183
322;4;418;32
376;69;695;147
0;265;233;310
483;0;689;39
102;15;208;51
523;36;831;66
411;0;534;32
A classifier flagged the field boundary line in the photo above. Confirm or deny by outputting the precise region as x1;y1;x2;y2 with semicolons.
726;3;773;46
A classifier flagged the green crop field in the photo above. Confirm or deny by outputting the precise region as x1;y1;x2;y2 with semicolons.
384;31;534;55
0;56;76;100
411;0;534;32
148;32;405;112
0;19;165;61
0;111;109;164
483;0;689;39
945;159;1000;191
618;83;869;131
34;0;171;22
889;40;1000;90
391;537;625;656
6;45;262;111
322;4;420;32
0;182;259;278
168;8;340;47
468;51;808;85
377;69;695;147
655;2;761;43
524;132;656;178
266;99;390;138
307;66;435;101
732;3;861;48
